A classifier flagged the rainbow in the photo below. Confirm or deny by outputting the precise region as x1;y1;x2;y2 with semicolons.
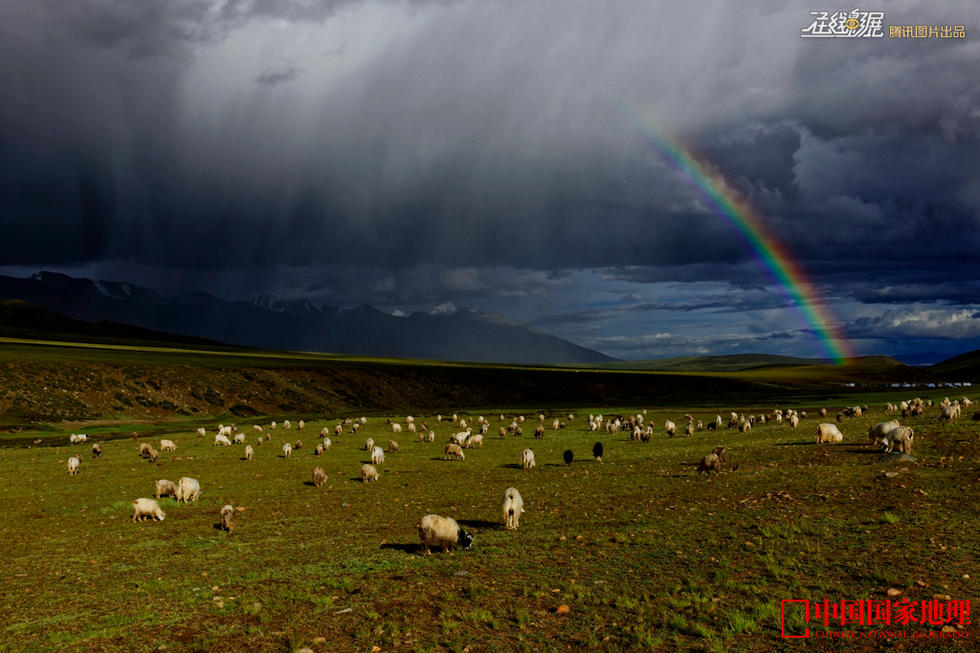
623;107;854;363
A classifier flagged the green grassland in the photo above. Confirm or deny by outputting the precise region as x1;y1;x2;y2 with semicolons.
0;339;977;651
2;403;978;651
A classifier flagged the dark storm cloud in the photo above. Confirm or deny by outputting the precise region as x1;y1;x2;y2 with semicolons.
255;65;306;85
0;0;977;362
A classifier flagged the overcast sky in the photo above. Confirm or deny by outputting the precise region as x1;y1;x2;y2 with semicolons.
1;0;978;362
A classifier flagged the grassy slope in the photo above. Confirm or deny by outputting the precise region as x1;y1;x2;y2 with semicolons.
0;338;882;433
928;349;980;379
597;353;827;372
0;403;976;651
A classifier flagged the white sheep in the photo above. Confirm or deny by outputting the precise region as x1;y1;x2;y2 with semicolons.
392;423;403;434
452;429;471;446
371;446;385;465
220;504;235;533
465;434;484;449
444;443;465;460
176;477;200;503
322;437;332;450
214;434;232;446
233;433;245;445
284;420;292;429
789;414;799;429
417;514;474;555
132;498;166;522
364;437;375;451
664;420;676;437
244;445;254;461
388;440;400;453
298;420;305;430
313;466;327;487
867;420;901;445
519;448;536;470
501;487;524;530
67;456;81;476
91;443;102;458
282;442;292;458
196;427;207;437
427;430;436;443
154;479;178;499
816;423;844;444
253;424;263;432
160;439;177;452
69;433;88;444
880;426;914;454
361;463;379;483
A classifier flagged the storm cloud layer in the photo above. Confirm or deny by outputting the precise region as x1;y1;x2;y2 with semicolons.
1;1;978;361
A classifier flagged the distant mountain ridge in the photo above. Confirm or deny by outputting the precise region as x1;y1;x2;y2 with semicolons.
0;272;614;364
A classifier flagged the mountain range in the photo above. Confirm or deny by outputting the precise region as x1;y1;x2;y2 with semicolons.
0;272;614;365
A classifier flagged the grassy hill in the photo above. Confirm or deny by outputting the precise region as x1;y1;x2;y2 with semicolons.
0;336;948;432
928;349;980;379
598;353;829;372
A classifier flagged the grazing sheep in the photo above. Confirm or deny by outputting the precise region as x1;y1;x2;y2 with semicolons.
697;446;725;474
444;443;465;461
196;427;207;437
322;437;331;450
816;423;844;444
361;463;378;483
371;446;385;465
298;420;305;431
214;434;231;446
314;443;324;456
388;440;400;453
392;423;403;434
879;426;913;454
738;420;752;433
220;504;235;533
91;443;102;458
364;437;375;451
284;420;291;429
940;404;960;422
154;479;178;499
132;498;165;522
282;442;292;458
139;442;152;458
665;420;676;437
593;442;603;462
819;408;828;418
270;421;277;430
253;424;263;432
233;433;245;445
69;433;89;444
427;430;436;443
244;445;254;461
685;421;695;437
417;514;474;555
417;430;427;443
176;477;200;503
534;424;545;439
465;434;484;449
146;447;159;463
160;439;177;452
519;448;535;470
696;420;704;431
867;420;901;445
452;429;471;446
788;414;799;429
67;456;81;476
501;487;524;530
563;450;573;466
313;466;327;487
499;426;507;438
